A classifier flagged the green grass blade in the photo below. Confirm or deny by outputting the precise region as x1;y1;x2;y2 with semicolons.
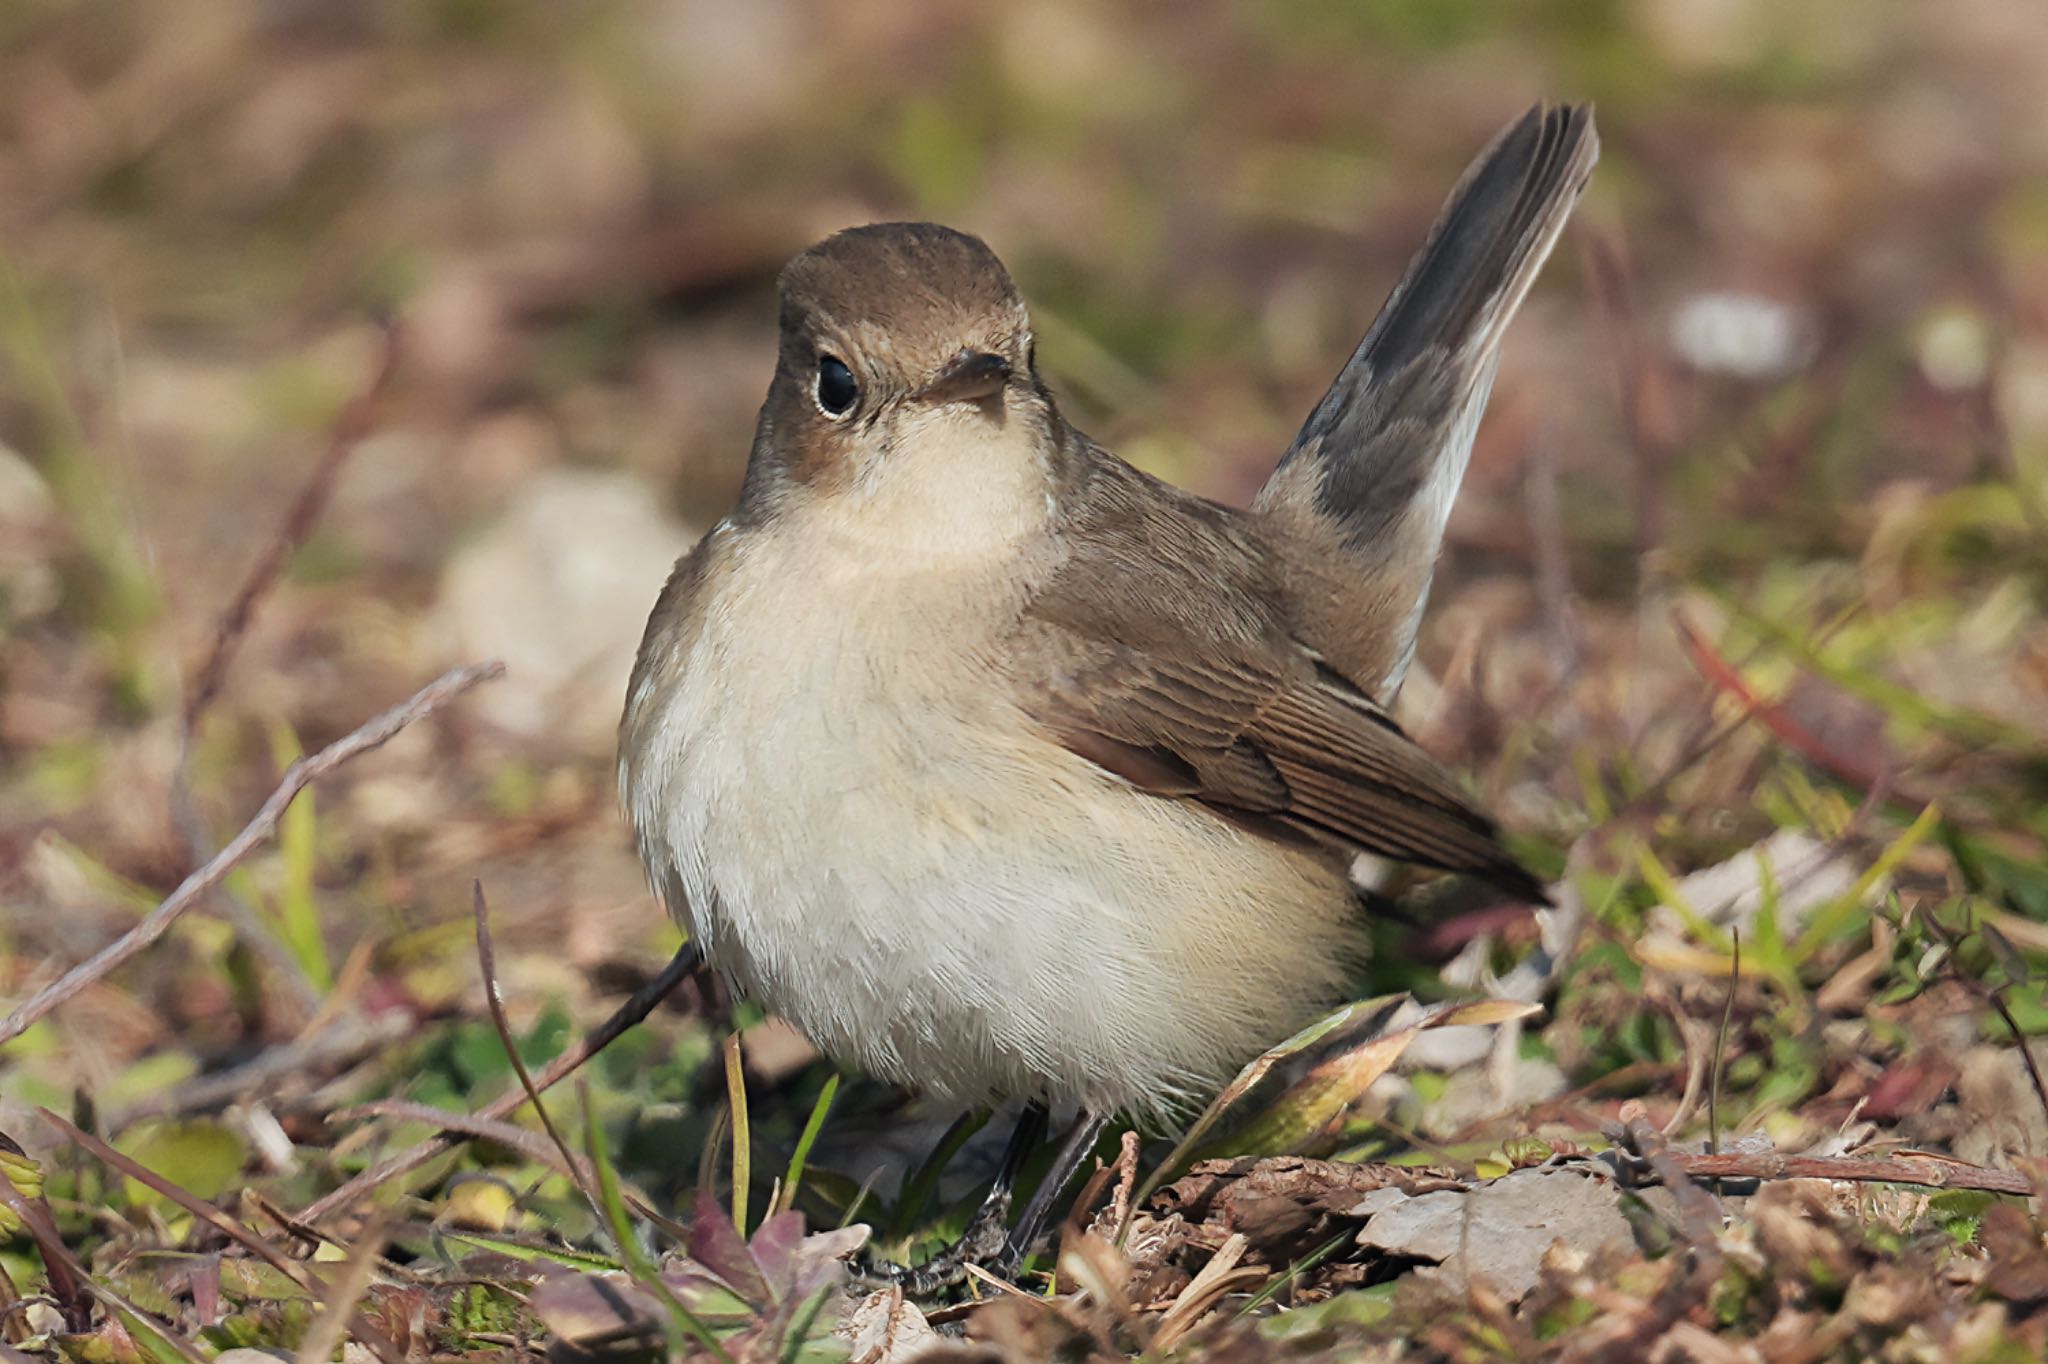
778;1074;839;1218
1794;802;1942;961
579;1083;733;1364
890;1108;988;1239
264;724;334;992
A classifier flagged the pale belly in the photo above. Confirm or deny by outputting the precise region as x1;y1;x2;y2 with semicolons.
623;536;1361;1122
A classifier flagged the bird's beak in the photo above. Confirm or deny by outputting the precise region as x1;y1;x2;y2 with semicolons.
917;350;1012;405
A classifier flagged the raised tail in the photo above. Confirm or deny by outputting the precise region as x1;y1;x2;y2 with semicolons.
1256;104;1598;700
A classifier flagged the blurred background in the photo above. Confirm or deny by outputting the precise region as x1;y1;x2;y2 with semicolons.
3;0;2047;1252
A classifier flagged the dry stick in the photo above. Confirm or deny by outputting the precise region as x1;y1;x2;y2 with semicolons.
1669;1152;2033;1197
157;825;321;1022
1619;1110;2034;1200
0;661;504;1048
298;935;702;1225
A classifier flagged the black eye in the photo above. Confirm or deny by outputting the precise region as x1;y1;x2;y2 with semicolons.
815;355;858;417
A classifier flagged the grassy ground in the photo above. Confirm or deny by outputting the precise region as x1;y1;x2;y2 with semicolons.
3;0;2047;1358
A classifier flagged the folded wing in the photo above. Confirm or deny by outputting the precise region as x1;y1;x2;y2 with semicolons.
1014;461;1549;905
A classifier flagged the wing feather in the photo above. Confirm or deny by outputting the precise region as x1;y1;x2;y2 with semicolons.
1012;465;1548;906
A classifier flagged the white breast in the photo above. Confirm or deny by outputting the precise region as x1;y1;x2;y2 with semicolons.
622;518;1360;1124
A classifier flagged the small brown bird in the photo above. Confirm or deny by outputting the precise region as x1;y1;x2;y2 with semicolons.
621;104;1596;1285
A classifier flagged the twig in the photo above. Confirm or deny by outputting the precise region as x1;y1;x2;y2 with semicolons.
1669;1151;2032;1196
37;1111;316;1293
297;935;702;1224
959;1261;1037;1301
1614;1117;2033;1212
0;662;503;1048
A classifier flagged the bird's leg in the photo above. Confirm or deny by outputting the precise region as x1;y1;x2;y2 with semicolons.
854;1102;1049;1294
989;1108;1109;1282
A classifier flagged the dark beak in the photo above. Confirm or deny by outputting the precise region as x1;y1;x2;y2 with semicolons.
918;350;1012;404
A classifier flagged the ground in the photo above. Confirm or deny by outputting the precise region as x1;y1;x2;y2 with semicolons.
2;1;2047;1360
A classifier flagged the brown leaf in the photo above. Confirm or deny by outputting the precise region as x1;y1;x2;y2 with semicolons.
1981;1204;2048;1307
837;1287;941;1364
1355;1166;1657;1304
1150;1156;1463;1270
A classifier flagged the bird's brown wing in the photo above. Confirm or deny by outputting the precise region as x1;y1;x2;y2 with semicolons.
1012;462;1548;904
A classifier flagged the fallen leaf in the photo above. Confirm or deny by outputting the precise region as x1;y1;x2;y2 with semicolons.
838;1287;941;1364
1356;1165;1662;1303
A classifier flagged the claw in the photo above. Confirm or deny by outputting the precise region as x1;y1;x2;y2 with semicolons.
851;1190;1014;1294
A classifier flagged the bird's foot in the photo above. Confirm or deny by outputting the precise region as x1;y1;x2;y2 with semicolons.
850;1191;1016;1296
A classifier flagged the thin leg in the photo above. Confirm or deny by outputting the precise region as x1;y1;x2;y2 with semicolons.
855;1102;1049;1293
992;1101;1050;1193
991;1108;1109;1281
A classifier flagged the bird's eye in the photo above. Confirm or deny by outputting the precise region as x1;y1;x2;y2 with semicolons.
815;355;858;417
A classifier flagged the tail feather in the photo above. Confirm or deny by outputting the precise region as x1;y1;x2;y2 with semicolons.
1256;104;1598;699
1351;104;1599;398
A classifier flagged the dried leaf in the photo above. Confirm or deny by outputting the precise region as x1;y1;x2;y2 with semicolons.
1356;1166;1655;1303
837;1288;940;1364
1980;1203;2048;1306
